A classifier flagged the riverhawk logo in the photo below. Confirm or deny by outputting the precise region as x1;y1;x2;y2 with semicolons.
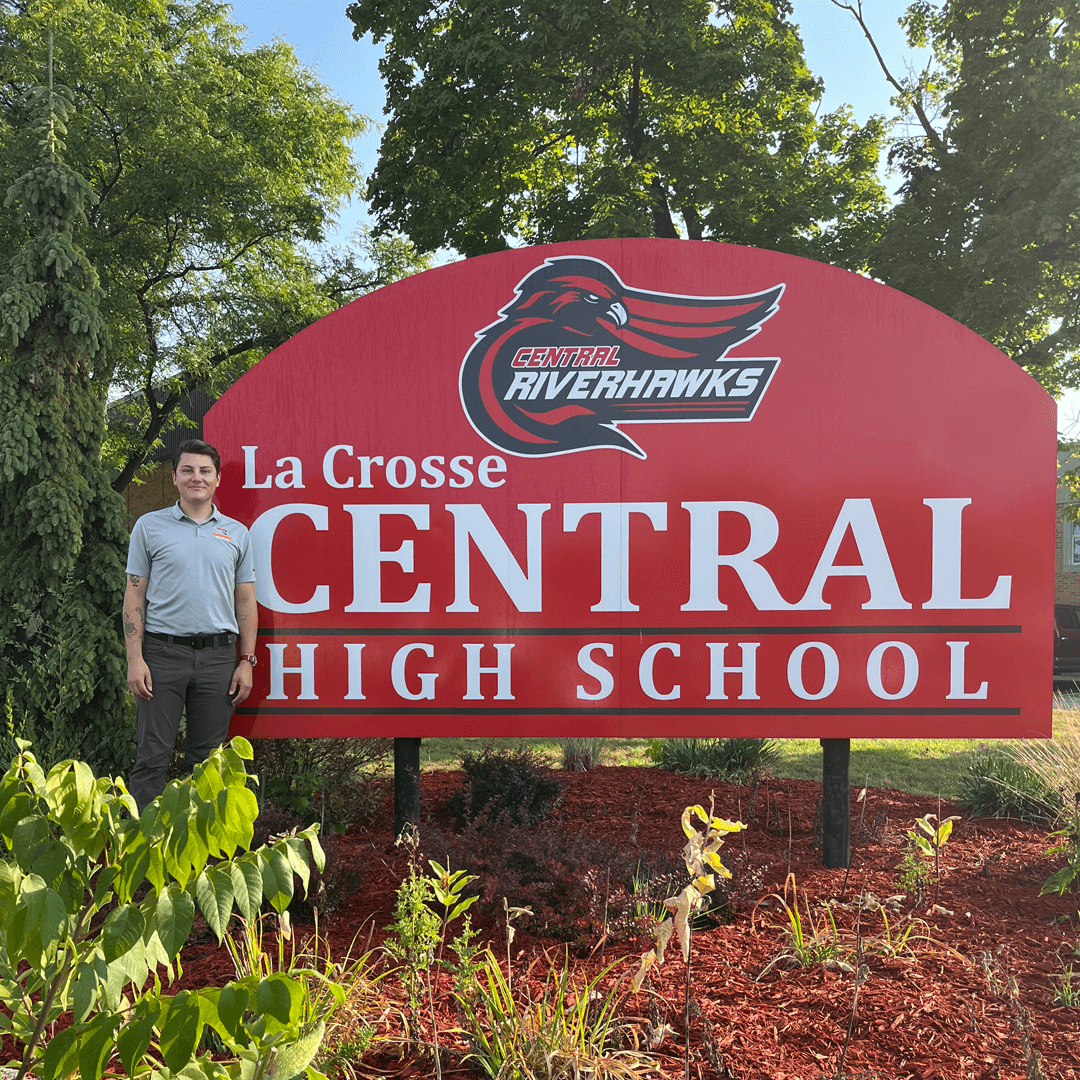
459;256;784;458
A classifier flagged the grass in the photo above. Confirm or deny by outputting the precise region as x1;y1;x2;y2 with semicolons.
394;708;1080;799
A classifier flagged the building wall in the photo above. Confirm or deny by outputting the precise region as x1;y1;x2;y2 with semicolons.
124;463;174;527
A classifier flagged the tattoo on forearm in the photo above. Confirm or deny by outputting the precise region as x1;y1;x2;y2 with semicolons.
123;605;145;639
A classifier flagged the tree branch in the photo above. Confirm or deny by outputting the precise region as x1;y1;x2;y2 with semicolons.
829;0;949;160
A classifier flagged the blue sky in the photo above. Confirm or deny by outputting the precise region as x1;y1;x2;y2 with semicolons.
224;0;1075;432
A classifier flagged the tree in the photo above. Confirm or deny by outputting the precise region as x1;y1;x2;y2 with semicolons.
0;0;427;488
347;0;888;265
836;0;1080;394
0;68;132;775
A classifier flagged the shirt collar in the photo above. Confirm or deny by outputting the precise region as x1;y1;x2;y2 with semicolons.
171;500;220;524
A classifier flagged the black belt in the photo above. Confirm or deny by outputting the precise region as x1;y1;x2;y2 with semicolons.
145;631;234;649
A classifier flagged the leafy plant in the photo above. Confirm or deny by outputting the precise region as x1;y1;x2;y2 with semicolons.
1051;964;1080;1008
1041;797;1080;897
646;738;780;783
956;747;1061;826
0;736;325;1080
895;845;931;903
384;833;480;1077
631;798;744;1080
458;948;654;1080
907;811;960;906
226;911;386;1079
448;745;562;827
559;737;606;771
753;874;847;979
251;737;390;832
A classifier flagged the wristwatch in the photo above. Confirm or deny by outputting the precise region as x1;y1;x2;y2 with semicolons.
239;653;257;666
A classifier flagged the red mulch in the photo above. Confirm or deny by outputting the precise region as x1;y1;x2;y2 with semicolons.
177;767;1080;1080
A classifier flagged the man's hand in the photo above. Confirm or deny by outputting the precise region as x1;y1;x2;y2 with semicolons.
127;657;153;700
230;660;254;704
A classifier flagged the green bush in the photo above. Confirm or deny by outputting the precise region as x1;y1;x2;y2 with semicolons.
955;747;1062;825
448;745;562;827
251;736;390;831
648;737;780;782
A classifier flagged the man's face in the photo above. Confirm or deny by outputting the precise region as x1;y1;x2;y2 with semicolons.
172;453;220;506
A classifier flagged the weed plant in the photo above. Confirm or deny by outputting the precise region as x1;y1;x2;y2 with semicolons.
458;948;655;1080
754;874;847;978
449;745;563;827
648;737;780;782
560;736;606;771
956;746;1062;825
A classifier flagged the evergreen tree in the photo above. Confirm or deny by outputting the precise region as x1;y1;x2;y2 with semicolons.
0;68;133;774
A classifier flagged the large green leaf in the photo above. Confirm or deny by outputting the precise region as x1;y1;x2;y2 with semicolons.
117;1010;156;1078
214;982;251;1039
40;1025;79;1080
195;865;236;941
102;904;146;963
72;951;108;1023
154;885;196;959
260;846;295;913
230;858;263;920
159;990;204;1073
256;974;303;1030
76;1012;121;1080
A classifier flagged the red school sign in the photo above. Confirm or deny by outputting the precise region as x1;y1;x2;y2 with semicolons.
206;239;1056;741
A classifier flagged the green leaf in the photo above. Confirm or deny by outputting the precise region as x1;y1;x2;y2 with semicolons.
155;885;196;958
102;904;146;963
77;1012;120;1080
256;973;303;1029
261;846;295;913
195;866;236;941
159;990;203;1073
116;839;151;903
117;1011;156;1078
215;982;250;1039
230;858;263;920
40;1025;79;1080
72;951;108;1023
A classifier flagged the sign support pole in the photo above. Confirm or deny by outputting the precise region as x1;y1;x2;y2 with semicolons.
820;738;850;868
394;737;421;839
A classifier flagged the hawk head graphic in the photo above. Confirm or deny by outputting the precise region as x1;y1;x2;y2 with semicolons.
460;256;784;457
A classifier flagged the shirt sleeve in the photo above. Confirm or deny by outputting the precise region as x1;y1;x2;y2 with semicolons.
234;525;256;585
125;517;151;578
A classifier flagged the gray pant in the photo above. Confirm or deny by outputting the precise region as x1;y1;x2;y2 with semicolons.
129;635;237;812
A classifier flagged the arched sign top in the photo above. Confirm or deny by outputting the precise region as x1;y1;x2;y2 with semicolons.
207;239;1055;740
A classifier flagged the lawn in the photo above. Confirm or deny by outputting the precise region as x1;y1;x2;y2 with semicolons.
410;706;1080;797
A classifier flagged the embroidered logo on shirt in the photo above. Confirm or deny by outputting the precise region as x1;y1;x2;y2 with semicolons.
212;529;234;543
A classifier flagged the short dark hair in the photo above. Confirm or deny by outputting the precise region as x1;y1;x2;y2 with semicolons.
172;439;221;475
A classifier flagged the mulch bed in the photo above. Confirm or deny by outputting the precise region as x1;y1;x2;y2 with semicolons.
178;766;1080;1080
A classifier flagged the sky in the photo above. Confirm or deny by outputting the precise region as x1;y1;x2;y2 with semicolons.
223;0;1077;434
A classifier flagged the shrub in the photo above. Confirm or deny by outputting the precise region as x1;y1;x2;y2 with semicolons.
251;736;389;831
559;736;605;771
448;745;562;827
0;736;326;1080
648;737;780;782
956;747;1062;825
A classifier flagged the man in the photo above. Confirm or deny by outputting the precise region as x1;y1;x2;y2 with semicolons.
124;439;257;811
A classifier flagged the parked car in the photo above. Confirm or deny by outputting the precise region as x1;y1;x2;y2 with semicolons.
1055;604;1080;682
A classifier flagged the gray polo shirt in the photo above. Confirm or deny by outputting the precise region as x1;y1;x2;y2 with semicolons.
126;503;255;636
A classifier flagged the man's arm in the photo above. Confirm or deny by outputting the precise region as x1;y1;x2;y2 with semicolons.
124;575;153;700
229;581;258;704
